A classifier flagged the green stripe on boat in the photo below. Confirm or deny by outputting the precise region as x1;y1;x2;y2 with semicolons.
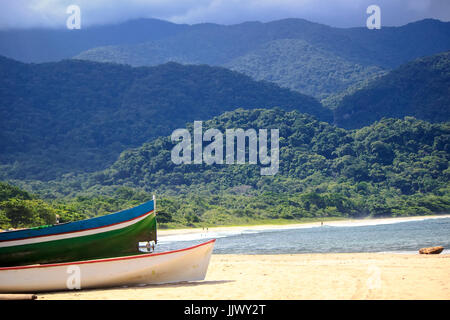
0;201;157;267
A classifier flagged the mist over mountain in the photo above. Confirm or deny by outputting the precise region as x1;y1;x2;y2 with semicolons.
0;19;188;63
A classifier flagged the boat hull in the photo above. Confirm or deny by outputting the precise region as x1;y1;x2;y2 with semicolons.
0;201;157;267
0;239;215;293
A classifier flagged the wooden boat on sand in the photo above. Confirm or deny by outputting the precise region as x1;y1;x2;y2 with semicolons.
0;199;157;267
0;239;216;293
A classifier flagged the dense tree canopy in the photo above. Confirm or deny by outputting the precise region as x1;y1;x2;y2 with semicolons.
335;51;450;128
7;109;448;228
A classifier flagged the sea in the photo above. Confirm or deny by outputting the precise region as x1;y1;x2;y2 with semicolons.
154;216;450;254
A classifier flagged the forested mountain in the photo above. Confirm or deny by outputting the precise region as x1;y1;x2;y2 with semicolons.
224;39;386;100
77;109;450;196
334;51;450;129
75;18;450;69
2;18;449;101
1;18;449;228
10;108;449;227
74;18;450;99
0;56;329;181
1;47;448;184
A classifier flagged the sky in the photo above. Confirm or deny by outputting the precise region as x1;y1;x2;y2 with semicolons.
1;0;449;30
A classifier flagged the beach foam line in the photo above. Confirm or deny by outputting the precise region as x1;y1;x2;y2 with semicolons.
326;215;450;228
157;229;264;243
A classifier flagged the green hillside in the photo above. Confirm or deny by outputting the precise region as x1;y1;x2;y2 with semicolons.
0;56;329;181
11;108;449;227
79;109;450;196
1;18;449;228
334;51;450;129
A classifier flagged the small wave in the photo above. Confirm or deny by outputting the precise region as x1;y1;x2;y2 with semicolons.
158;230;240;243
322;216;450;228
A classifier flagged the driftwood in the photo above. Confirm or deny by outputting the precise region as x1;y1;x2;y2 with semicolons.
0;294;37;300
419;246;444;254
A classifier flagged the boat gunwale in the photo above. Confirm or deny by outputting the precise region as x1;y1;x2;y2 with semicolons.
0;200;156;243
0;210;155;244
0;239;216;271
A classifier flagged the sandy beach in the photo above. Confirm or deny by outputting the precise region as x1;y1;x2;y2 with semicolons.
36;215;450;300
38;253;450;300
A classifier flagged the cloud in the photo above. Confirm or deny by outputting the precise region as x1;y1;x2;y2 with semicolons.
0;0;449;30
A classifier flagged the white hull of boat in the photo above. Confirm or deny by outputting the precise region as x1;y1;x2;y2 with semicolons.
0;239;215;293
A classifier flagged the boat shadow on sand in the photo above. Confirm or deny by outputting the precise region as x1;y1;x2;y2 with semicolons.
130;279;235;289
37;280;235;297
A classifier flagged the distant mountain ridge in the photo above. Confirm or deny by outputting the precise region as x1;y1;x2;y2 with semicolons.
0;56;329;180
2;18;449;101
1;18;449;184
334;51;450;128
74;18;450;68
73;18;450;99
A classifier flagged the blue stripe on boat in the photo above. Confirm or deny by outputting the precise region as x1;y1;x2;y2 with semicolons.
0;200;154;242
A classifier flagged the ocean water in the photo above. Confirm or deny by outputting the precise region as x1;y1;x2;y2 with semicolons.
154;216;450;254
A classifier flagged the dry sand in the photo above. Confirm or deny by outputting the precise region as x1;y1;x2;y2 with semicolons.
37;215;450;300
38;253;450;300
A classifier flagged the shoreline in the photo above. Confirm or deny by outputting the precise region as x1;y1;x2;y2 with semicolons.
157;213;450;238
5;213;450;300
30;213;450;300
